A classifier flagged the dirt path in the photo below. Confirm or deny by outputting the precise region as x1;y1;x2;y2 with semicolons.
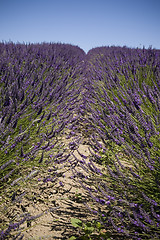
11;128;103;240
22;142;91;239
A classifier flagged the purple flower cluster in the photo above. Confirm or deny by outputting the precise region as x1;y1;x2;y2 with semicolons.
0;42;87;238
80;46;160;239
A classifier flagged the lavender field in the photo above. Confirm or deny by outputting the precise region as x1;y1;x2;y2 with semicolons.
0;43;160;240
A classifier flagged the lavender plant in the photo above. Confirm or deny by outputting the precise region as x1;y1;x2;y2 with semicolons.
0;42;86;239
79;46;160;239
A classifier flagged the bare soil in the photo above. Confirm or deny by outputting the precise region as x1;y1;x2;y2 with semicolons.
0;125;105;240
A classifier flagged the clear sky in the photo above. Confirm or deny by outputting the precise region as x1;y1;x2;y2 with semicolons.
0;0;160;53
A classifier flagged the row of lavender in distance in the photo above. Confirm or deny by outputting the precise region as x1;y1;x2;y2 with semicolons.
79;46;160;239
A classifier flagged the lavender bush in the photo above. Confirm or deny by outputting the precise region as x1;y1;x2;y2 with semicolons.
0;42;85;239
78;46;160;239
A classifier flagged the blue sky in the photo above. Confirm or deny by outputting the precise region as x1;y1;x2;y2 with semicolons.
0;0;160;53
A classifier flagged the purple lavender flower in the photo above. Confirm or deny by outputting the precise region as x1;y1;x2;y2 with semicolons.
0;159;14;170
59;181;64;186
142;192;158;206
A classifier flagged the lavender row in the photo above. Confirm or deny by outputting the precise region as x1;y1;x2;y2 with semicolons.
0;42;85;239
80;46;160;239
